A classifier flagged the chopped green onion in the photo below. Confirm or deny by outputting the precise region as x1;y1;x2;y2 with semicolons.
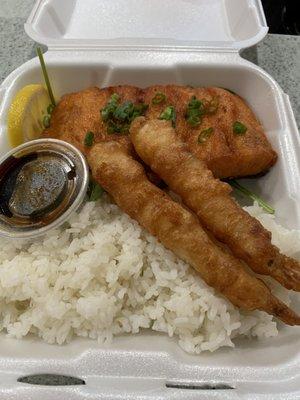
152;92;166;105
185;95;220;127
198;127;213;144
36;47;56;107
159;106;176;127
114;101;134;121
43;115;51;128
233;121;247;135
185;96;204;127
110;93;120;103
101;93;120;122
101;94;148;134
204;96;219;114
228;179;275;214
47;104;55;115
87;180;104;201
188;96;202;109
187;113;202;127
84;131;95;147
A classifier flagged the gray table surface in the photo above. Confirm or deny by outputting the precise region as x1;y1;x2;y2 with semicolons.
0;0;300;388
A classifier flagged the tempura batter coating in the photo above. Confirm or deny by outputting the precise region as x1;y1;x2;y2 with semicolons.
87;141;300;325
130;118;300;291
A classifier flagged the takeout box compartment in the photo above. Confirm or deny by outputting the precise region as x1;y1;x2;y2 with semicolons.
0;0;300;399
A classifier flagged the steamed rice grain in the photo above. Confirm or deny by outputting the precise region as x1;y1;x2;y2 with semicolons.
0;195;299;353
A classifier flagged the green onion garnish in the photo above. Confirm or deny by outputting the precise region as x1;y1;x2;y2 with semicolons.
233;121;247;135
188;96;202;109
187;112;202;127
198;127;213;144
152;92;166;105
204;96;219;114
228;179;275;214
36;47;56;107
185;95;219;127
101;94;148;134
159;106;176;127
185;96;205;127
87;180;104;201
84;131;95;147
43;115;50;128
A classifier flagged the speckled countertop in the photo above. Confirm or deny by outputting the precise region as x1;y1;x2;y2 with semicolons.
0;0;300;388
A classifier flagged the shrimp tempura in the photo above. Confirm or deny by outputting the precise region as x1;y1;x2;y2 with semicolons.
130;117;300;291
88;140;300;325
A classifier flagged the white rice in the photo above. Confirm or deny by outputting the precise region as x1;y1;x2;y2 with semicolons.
0;195;299;353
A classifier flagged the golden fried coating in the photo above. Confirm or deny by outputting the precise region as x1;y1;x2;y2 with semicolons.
142;85;277;177
87;141;300;325
44;85;277;178
43;86;135;154
130;118;300;291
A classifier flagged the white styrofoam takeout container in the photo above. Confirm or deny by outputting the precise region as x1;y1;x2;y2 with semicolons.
0;0;300;398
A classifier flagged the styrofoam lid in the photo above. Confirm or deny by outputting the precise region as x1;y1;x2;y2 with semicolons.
25;0;268;50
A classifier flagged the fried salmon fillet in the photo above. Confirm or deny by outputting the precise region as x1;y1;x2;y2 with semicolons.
130;118;300;291
44;85;277;178
87;141;299;325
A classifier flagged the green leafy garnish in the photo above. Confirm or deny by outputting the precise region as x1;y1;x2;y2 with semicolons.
84;131;95;147
159;106;176;127
152;92;166;105
36;47;56;107
87;180;104;201
101;93;120;122
198;127;213;144
43;115;50;128
185;96;205;127
233;121;247;135
185;95;220;127
101;94;148;134
228;179;275;214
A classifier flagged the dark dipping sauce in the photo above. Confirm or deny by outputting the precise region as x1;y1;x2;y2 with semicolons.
0;139;88;238
0;152;76;229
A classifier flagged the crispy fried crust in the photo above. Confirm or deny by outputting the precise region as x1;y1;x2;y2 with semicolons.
44;85;277;178
87;141;300;325
130;118;300;291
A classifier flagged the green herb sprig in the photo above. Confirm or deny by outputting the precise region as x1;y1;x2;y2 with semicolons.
36;47;56;107
228;179;275;214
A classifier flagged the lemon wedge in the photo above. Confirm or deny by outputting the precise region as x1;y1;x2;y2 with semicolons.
7;84;51;148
